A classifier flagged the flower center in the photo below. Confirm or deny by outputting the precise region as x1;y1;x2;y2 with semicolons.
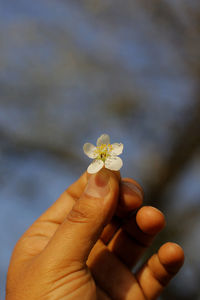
95;144;113;162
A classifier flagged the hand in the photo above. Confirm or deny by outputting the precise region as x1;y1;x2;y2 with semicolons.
6;169;184;300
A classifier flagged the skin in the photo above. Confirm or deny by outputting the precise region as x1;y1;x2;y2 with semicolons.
6;169;184;300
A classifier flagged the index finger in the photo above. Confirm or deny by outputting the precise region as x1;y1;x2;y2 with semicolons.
101;177;143;244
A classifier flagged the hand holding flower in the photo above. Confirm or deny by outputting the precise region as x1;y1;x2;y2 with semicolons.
6;136;184;300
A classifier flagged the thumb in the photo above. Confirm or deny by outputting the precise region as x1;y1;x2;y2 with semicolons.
44;168;119;267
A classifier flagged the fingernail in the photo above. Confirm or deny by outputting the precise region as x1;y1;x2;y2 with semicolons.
123;181;143;199
85;170;110;198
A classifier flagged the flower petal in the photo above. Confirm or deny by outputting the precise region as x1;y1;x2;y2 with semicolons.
87;159;104;174
97;134;110;146
83;143;98;159
105;156;123;171
110;143;123;155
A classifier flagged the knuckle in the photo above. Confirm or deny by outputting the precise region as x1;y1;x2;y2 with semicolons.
67;200;101;224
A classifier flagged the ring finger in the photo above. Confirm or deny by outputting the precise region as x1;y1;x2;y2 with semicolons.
108;206;166;269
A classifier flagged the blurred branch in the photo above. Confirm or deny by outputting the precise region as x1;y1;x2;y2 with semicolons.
144;1;200;205
146;98;200;206
0;127;82;164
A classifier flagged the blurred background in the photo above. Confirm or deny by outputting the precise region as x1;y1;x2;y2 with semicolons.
0;0;200;299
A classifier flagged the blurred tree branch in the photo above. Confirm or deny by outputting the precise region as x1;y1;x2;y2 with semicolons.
143;0;200;206
0;127;82;164
146;97;200;206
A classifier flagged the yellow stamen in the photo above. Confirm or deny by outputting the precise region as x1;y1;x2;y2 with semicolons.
95;143;113;162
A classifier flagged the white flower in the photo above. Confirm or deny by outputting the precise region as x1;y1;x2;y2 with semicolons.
83;134;123;174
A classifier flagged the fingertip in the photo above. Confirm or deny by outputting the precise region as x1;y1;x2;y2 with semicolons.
117;181;143;216
136;206;166;235
122;178;144;196
158;242;185;273
88;168;121;181
121;180;143;202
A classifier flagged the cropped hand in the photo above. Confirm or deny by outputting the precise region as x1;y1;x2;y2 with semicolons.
6;169;184;300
